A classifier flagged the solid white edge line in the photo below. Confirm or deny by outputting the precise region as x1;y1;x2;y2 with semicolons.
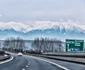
28;56;69;70
0;56;14;64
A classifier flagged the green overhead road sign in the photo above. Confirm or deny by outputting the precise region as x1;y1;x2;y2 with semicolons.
66;39;84;52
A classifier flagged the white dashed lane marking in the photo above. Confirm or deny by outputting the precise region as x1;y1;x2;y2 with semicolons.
23;60;30;70
22;68;25;70
27;60;30;65
26;65;28;67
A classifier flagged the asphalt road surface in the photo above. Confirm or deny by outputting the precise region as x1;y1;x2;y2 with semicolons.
0;53;85;70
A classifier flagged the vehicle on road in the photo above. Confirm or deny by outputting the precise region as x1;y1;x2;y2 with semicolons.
18;52;23;56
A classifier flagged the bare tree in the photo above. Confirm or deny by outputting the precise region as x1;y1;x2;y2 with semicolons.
3;37;25;52
33;37;64;53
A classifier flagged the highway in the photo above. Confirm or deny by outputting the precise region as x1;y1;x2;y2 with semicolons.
0;53;85;70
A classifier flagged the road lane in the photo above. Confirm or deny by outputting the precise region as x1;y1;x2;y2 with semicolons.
24;56;65;70
0;55;28;70
0;53;85;70
24;55;85;70
0;54;68;70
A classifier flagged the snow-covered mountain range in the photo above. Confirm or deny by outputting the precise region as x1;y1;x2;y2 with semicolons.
0;21;85;40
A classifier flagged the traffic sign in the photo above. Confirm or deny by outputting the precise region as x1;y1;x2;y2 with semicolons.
66;39;84;52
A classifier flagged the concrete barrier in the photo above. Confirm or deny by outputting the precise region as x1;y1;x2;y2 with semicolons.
0;53;11;61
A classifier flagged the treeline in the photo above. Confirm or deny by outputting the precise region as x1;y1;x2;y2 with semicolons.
3;37;25;52
2;37;65;53
32;37;64;53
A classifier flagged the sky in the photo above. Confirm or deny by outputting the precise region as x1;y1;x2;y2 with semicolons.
0;0;85;23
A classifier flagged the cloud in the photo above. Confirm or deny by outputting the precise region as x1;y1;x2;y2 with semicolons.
0;14;2;18
0;0;85;23
0;21;85;33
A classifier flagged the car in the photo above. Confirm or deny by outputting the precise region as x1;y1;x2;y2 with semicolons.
18;52;23;56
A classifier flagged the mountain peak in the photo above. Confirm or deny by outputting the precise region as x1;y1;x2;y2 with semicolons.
0;21;84;33
0;21;85;40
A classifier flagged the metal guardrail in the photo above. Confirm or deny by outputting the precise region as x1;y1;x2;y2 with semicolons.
43;52;85;58
27;53;85;65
